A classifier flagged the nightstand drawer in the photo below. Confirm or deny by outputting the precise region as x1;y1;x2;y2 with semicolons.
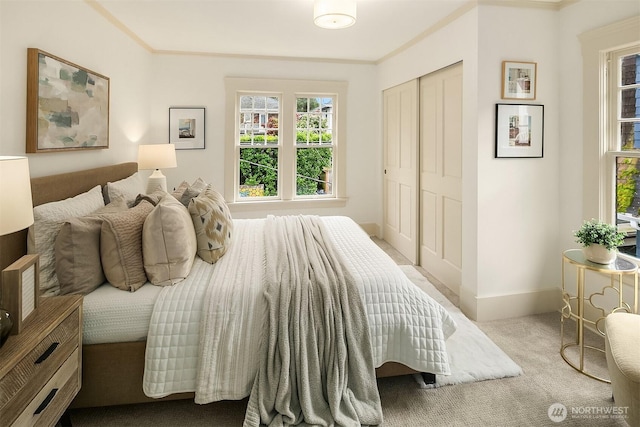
0;306;80;424
12;348;80;427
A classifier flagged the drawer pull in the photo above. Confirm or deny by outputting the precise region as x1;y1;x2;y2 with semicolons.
35;342;59;364
34;388;58;415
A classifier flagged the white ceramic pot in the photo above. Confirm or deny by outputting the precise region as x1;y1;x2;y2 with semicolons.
583;244;617;264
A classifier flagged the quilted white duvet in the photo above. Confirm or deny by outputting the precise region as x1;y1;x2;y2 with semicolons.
143;216;457;403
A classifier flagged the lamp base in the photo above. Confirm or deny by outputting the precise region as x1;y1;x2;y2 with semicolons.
146;169;167;193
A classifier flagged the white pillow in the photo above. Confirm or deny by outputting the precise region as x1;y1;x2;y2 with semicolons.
105;172;144;207
28;185;105;296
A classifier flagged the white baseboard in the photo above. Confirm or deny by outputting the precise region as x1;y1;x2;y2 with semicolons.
460;286;563;322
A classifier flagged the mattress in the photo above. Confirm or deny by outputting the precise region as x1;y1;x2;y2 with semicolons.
82;280;161;345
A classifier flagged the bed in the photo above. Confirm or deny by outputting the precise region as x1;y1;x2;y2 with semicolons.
0;162;456;418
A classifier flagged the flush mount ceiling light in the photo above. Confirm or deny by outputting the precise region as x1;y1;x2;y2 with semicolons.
314;0;356;29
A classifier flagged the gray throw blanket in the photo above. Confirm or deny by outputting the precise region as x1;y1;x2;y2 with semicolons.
244;215;383;427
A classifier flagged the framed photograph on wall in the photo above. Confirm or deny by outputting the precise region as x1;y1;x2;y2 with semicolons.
169;107;205;149
26;48;110;153
1;254;40;334
501;61;537;100
495;104;544;158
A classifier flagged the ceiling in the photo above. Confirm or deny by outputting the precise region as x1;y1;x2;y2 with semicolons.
92;0;476;63
93;0;567;63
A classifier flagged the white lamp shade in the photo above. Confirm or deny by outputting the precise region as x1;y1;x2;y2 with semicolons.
0;156;34;236
137;144;177;170
314;0;356;29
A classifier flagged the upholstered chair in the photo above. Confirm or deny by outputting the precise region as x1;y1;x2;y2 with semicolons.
605;312;640;427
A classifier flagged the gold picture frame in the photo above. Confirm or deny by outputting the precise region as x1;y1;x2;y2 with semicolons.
26;48;110;153
2;254;40;334
501;61;537;100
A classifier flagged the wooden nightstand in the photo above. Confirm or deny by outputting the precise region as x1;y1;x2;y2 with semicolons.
0;295;82;427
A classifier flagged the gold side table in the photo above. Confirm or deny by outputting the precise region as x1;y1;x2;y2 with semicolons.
561;249;638;383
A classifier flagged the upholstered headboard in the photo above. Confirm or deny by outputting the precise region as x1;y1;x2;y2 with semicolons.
0;162;138;290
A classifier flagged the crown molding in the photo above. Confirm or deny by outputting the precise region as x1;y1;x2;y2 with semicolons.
84;0;154;52
85;0;582;65
479;0;579;11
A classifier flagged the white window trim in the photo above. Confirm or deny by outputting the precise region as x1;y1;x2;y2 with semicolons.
224;77;348;209
580;15;640;223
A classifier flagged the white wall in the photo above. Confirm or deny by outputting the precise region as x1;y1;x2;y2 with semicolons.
148;54;380;224
474;5;561;318
377;2;639;321
0;0;152;176
558;1;640;253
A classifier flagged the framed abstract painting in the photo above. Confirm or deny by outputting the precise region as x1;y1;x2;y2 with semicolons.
26;48;110;153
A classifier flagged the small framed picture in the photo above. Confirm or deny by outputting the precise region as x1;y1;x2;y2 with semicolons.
169;107;205;150
502;61;537;100
495;104;544;158
2;255;40;334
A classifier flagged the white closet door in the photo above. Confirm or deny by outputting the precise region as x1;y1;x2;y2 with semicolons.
419;63;463;293
383;79;419;264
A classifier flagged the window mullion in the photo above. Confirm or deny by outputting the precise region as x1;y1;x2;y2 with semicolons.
280;91;295;201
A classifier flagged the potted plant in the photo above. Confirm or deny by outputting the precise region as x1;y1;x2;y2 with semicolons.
574;219;626;264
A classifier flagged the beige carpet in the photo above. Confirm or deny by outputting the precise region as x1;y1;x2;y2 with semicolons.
69;289;629;425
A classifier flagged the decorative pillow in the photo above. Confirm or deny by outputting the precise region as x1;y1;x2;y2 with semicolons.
54;198;129;296
143;194;197;286
172;177;208;207
27;185;105;296
134;189;168;208
100;200;154;291
104;172;144;207
172;180;189;197
188;185;233;264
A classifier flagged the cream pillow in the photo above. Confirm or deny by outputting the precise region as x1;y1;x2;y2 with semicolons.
55;198;129;296
188;185;233;264
143;194;197;286
27;185;105;296
100;200;154;291
104;172;144;206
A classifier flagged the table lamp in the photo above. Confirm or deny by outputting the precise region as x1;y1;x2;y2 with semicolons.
137;144;177;193
0;156;35;346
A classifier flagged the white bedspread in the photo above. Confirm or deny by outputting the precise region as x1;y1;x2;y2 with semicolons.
143;216;457;402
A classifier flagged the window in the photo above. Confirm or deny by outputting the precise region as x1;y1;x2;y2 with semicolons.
606;46;640;256
296;96;334;197
238;95;280;197
224;78;347;209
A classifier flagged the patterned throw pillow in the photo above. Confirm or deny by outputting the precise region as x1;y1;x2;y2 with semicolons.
187;185;233;264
